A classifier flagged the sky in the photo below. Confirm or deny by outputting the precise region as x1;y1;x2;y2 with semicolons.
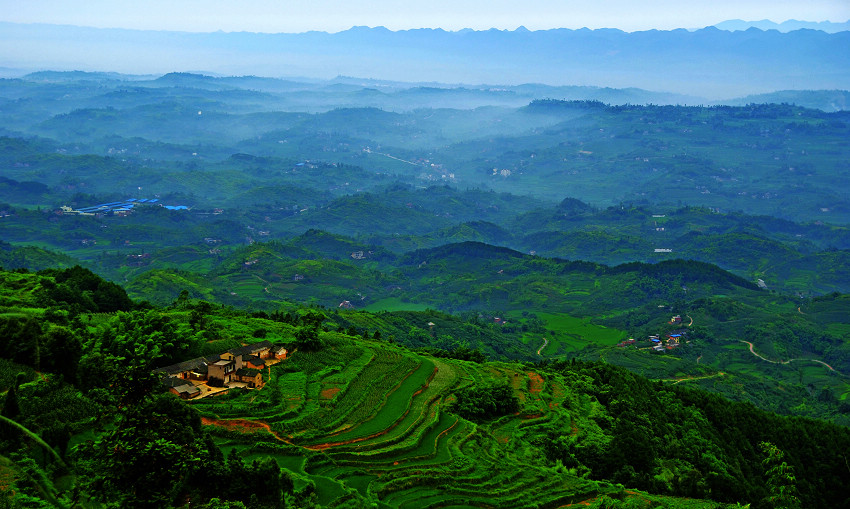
1;0;848;33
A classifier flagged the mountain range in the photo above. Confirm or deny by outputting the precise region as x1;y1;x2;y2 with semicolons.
713;19;850;33
2;22;849;98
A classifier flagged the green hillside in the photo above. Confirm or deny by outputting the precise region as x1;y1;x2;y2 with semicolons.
1;267;849;508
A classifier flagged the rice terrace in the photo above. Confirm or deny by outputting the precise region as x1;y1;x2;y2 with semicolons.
189;335;711;508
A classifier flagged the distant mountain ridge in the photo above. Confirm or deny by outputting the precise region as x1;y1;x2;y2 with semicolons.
5;68;848;111
714;19;850;33
1;22;848;98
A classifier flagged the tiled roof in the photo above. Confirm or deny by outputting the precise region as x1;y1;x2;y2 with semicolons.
228;340;273;357
155;357;209;375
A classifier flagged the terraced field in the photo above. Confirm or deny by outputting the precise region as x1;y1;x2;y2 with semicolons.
191;337;627;508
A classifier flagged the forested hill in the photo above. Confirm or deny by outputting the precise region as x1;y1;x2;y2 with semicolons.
1;266;850;508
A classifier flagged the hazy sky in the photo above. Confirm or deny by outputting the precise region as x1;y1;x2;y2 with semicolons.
2;0;848;33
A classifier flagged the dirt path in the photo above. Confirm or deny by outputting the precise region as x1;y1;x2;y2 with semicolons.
696;355;703;364
557;498;596;508
201;417;295;444
686;314;693;327
537;337;549;356
252;274;272;293
363;148;421;166
739;340;837;372
658;372;726;384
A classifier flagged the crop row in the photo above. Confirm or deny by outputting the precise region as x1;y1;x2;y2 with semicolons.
196;344;607;507
334;358;464;454
314;357;439;448
298;352;424;442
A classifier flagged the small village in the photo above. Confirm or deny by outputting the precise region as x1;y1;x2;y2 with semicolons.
616;314;690;352
58;198;190;217
155;340;288;399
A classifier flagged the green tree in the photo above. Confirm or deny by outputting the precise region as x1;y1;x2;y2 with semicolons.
450;382;519;422
0;373;24;420
760;442;801;509
294;326;323;351
40;326;81;382
73;393;210;508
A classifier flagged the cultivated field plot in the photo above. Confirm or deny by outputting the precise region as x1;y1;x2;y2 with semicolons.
193;338;626;507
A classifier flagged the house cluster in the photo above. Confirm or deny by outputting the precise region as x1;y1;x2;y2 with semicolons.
155;340;288;399
59;198;190;217
125;252;152;267
650;329;688;351
617;329;688;352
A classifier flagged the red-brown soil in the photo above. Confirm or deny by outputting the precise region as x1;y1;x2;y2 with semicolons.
320;387;341;399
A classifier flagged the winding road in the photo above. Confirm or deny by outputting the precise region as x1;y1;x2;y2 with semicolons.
537;337;549;356
739;340;836;372
659;372;726;385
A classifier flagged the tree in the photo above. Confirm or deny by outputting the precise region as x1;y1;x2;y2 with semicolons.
294;326;323;351
449;382;519;422
0;373;24;420
175;289;190;308
760;441;801;509
41;326;81;382
0;316;42;367
73;393;210;508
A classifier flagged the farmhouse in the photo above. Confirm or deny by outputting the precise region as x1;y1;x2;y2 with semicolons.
273;345;288;359
208;358;238;384
235;368;264;388
155;340;283;394
162;376;201;399
243;354;266;370
228;341;274;359
156;356;213;381
666;329;688;345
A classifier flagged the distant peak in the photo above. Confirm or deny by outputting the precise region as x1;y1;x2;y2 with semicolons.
713;18;850;33
346;25;391;33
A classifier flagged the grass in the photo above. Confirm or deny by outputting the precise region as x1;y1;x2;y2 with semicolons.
339;473;378;497
311;475;349;505
523;312;627;355
363;298;432;312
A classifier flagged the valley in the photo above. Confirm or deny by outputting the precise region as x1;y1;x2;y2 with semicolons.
0;68;849;508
